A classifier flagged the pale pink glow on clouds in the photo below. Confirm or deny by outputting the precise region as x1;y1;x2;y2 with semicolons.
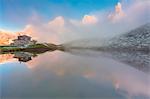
21;16;67;44
108;2;125;22
69;15;98;26
48;16;65;28
0;30;17;45
82;15;98;25
23;24;35;35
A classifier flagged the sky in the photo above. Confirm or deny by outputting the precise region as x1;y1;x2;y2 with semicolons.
0;0;119;30
0;0;149;44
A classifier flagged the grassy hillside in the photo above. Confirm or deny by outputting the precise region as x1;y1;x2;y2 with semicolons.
0;43;57;53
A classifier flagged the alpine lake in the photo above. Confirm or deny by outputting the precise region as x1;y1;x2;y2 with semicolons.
0;45;150;99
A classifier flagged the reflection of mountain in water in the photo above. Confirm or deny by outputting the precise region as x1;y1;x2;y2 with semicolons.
0;51;149;73
0;52;37;63
59;48;150;73
13;52;35;62
105;51;150;73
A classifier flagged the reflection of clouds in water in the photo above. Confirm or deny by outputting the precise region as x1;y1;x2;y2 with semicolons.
25;51;150;98
26;51;60;69
0;51;149;98
111;70;150;98
26;51;96;77
0;54;16;64
1;62;120;98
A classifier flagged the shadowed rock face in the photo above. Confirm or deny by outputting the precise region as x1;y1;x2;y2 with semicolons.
107;23;150;51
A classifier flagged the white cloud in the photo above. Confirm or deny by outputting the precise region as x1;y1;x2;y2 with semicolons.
82;15;98;25
70;15;98;26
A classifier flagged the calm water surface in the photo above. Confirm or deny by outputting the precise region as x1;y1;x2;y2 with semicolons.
0;50;150;99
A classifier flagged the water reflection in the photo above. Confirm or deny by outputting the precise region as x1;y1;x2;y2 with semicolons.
0;54;15;64
0;52;33;63
0;50;150;74
62;48;150;74
105;51;150;73
0;50;149;99
13;52;33;62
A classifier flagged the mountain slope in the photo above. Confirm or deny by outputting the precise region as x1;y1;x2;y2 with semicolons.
107;23;150;51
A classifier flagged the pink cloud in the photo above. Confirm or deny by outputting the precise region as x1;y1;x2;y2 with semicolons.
82;15;98;25
108;2;125;22
0;29;17;45
22;16;67;44
48;16;65;27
